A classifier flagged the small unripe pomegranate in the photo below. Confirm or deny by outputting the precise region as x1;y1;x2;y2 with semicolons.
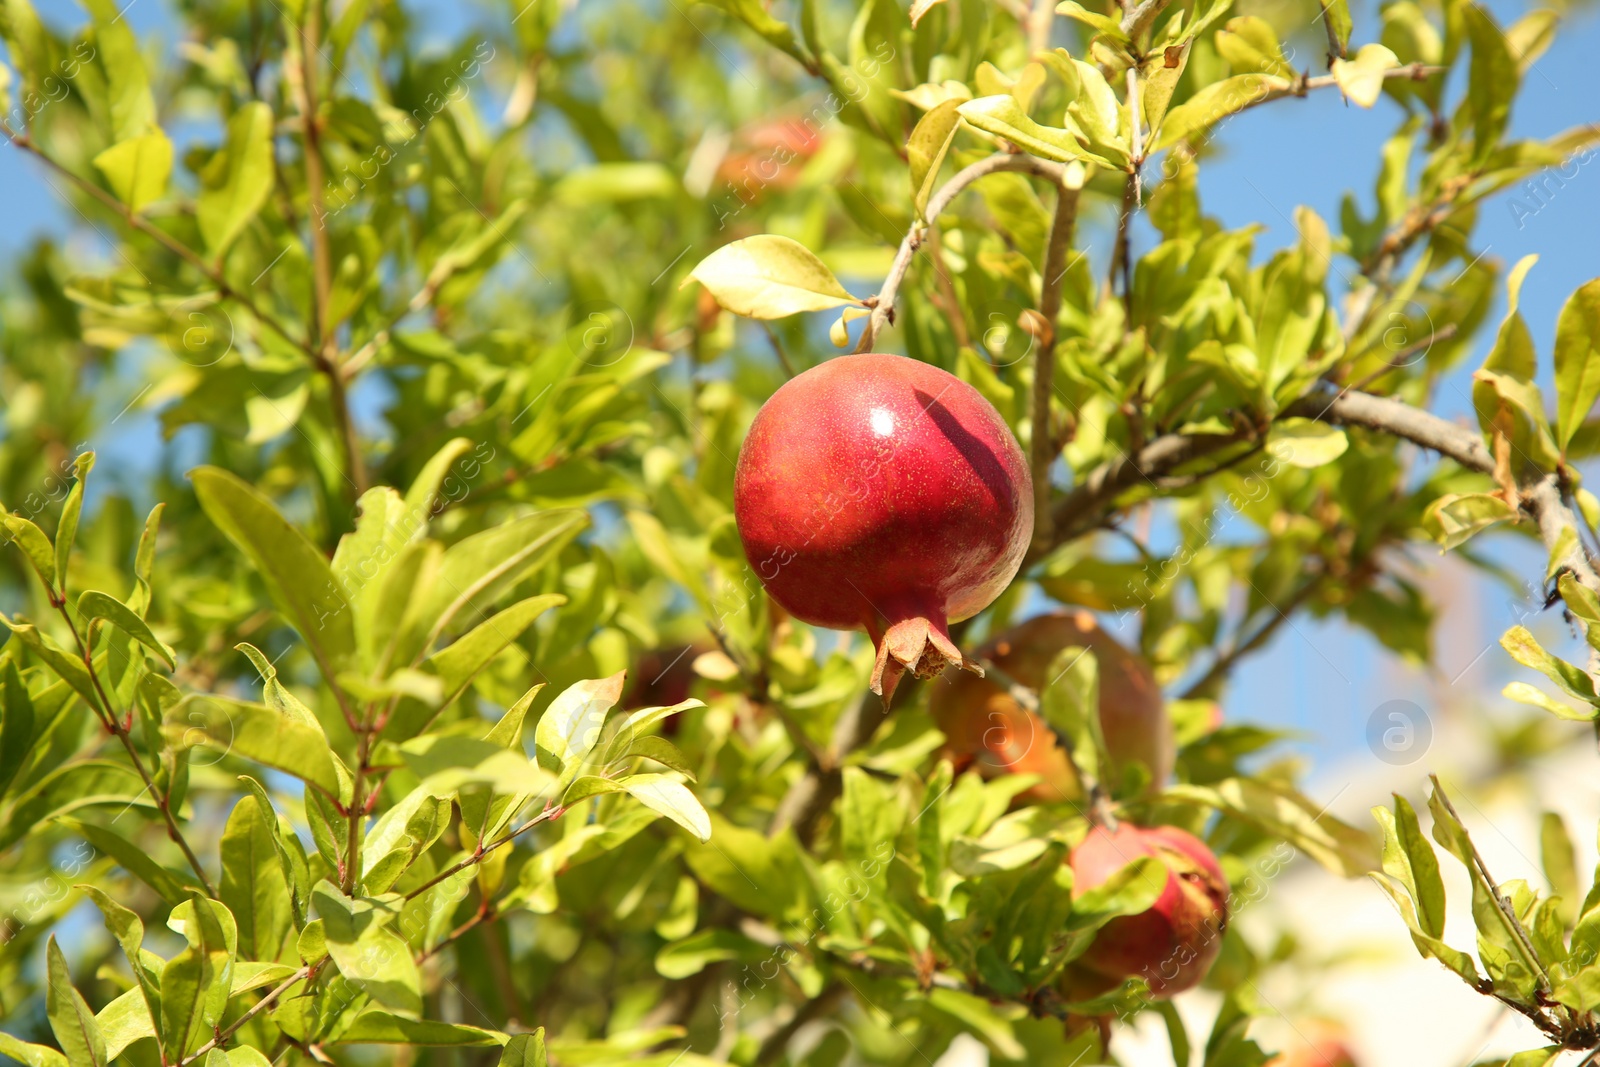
733;354;1032;703
929;611;1173;800
1070;822;1229;997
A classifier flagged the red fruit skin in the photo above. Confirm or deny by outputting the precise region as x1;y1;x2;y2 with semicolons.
929;611;1174;801
734;354;1032;701
1070;823;1230;997
1266;1033;1359;1067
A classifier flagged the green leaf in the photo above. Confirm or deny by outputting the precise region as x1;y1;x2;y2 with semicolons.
165;696;343;798
1554;278;1600;453
66;819;199;906
535;672;626;774
1054;0;1128;39
220;795;294;962
0;659;35;802
1214;16;1291;78
908;100;961;220
1039;646;1105;786
82;0;154;140
312;881;422;1017
53;452;94;592
958;95;1118;167
0;617;100;713
93;130;173;212
329;1014;506;1046
1165;778;1378;876
77;590;175;668
77;886;163;1058
0;1035;67;1067
1464;4;1516;160
1377;794;1447;938
498;1030;548;1067
1540;811;1579;925
3;513;57;591
95;987;154;1062
418;510;588;652
622;773;712;842
197;102;276;255
621;735;697;779
686;235;860;319
47;936;107;1067
191;467;355;680
1269;418;1348;468
1320;0;1352;55
1154;74;1291;150
399;735;552;796
1500;626;1598;704
701;0;807;65
1421;493;1518;550
424;594;565;713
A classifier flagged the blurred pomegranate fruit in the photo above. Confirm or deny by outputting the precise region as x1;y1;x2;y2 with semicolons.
929;610;1173;800
733;353;1031;704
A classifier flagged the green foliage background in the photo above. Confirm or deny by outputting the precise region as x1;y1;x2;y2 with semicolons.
0;0;1598;1064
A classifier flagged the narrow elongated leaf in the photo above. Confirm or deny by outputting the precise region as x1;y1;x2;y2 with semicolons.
159;896;232;1059
0;659;35;801
198;102;275;255
165;697;342;797
908;100;961;219
1165;778;1378;876
67;820;199;905
330;1014;506;1046
419;510;588;652
3;514;57;590
685;235;859;319
424;594;565;711
220;795;293;962
77;590;175;668
312;881;422;1017
1554;278;1600;453
191;467;355;678
0;617;100;713
53;452;94;593
0;1034;68;1067
958;95;1116;166
78;886;162;1059
46;936;107;1067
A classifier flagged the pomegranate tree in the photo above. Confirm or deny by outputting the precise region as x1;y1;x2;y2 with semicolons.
1069;822;1230;997
929;610;1174;800
733;353;1031;703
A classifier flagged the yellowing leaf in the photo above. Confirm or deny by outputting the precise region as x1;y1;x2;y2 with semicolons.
623;773;712;841
685;235;859;319
909;100;962;218
957;95;1117;167
1421;492;1518;550
1331;43;1401;108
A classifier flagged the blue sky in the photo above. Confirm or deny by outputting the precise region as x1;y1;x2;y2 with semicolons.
1;0;1595;772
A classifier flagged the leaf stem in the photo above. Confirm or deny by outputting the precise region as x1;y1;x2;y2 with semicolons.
179;965;315;1065
855;153;1065;353
402;802;565;902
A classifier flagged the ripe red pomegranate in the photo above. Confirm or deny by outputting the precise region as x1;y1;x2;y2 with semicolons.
1070;822;1229;997
929;611;1173;801
733;353;1031;704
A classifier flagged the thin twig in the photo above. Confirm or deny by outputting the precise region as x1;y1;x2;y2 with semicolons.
1030;177;1080;554
0;127;316;364
402;802;565;901
57;604;218;898
855;153;1065;353
179;966;315;1065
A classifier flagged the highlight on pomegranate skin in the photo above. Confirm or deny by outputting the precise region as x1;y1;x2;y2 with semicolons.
732;352;1033;704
